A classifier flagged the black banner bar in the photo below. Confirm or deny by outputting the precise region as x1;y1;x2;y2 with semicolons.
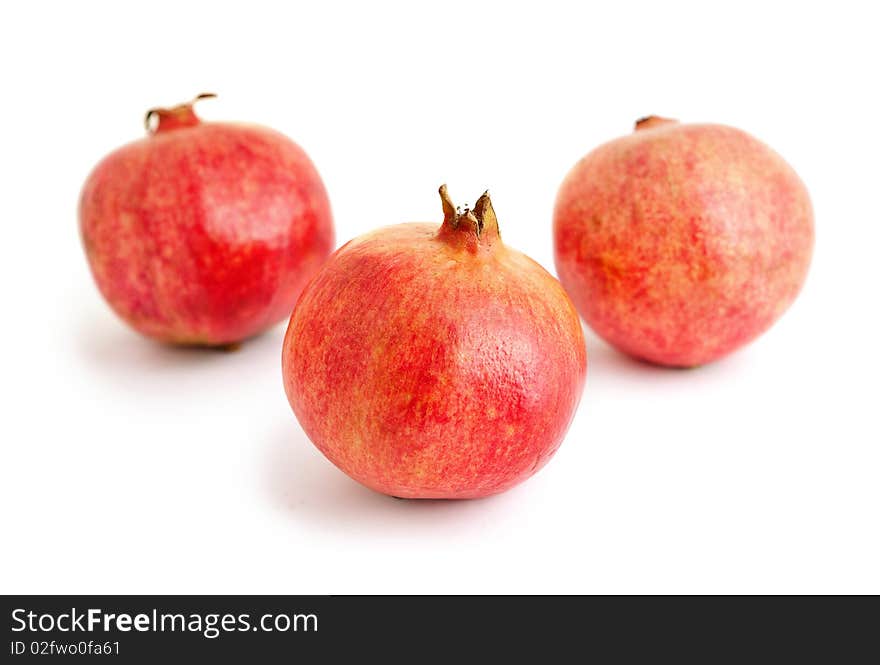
1;596;875;660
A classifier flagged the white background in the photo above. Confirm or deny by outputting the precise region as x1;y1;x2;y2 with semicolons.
1;0;878;594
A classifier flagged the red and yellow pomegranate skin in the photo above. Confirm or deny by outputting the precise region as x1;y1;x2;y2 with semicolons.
554;117;814;367
79;95;334;346
283;188;587;499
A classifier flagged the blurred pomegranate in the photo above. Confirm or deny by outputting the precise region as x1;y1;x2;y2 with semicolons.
554;116;814;367
79;94;334;347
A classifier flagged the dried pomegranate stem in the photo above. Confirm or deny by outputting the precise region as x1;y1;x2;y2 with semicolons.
144;93;217;133
635;115;678;131
437;184;499;239
439;184;457;225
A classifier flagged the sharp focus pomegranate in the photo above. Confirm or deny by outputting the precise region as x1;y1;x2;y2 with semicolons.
553;116;814;367
283;186;587;499
79;94;334;347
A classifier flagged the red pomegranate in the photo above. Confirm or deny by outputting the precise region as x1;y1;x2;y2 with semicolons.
282;186;587;499
79;94;334;347
554;116;814;367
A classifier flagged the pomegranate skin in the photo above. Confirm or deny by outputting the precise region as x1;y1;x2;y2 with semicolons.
283;187;586;499
79;96;334;346
553;117;814;367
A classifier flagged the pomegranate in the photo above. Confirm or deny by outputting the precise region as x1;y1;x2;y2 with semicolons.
79;94;334;347
554;116;814;367
282;186;586;499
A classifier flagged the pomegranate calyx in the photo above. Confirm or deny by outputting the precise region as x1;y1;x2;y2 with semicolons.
635;115;679;131
437;185;500;248
145;93;217;134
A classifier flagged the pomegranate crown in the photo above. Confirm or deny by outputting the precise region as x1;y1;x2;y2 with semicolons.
634;115;679;131
438;184;499;240
145;93;217;134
